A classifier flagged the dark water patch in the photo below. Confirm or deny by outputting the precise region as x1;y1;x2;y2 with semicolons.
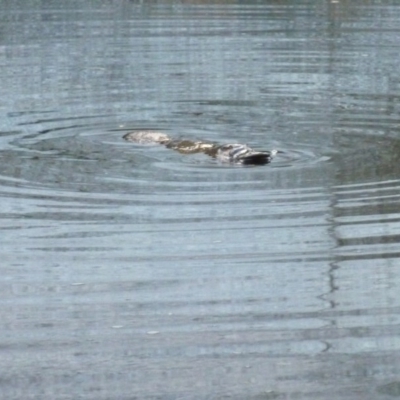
332;179;400;264
377;381;400;397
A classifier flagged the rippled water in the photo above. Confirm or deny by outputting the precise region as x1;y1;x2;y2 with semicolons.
2;1;400;399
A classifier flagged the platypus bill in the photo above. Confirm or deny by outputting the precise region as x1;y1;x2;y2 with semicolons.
123;130;277;166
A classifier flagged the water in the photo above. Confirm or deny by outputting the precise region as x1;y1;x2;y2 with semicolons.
1;1;400;399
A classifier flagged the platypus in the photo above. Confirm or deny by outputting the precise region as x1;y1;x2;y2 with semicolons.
123;130;277;165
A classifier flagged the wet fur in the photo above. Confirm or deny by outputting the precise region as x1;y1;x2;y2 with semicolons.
123;131;277;165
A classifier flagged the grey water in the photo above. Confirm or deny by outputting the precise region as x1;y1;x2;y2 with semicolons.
1;1;400;399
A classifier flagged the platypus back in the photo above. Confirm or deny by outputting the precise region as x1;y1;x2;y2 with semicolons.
123;131;277;165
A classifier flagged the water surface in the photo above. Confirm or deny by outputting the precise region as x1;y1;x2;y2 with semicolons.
1;1;400;399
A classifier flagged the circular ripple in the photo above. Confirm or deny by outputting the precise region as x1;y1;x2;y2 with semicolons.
2;117;329;196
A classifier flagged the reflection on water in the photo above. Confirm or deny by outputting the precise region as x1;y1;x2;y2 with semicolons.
1;1;400;399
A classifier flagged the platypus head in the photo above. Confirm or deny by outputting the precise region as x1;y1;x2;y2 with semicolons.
216;144;277;165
